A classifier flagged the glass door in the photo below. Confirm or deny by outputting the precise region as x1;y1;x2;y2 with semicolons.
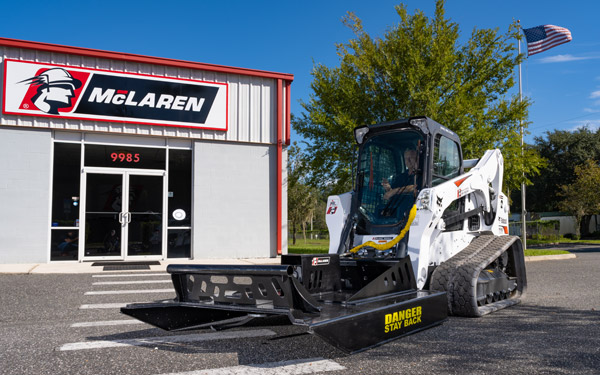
126;174;163;257
82;170;164;260
84;173;125;258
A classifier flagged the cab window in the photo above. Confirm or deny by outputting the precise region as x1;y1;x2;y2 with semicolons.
356;130;423;227
432;135;461;186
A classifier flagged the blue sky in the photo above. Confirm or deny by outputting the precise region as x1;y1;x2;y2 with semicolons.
1;0;597;144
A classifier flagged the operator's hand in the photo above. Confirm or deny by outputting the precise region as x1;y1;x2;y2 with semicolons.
383;187;400;200
383;185;416;200
381;178;391;191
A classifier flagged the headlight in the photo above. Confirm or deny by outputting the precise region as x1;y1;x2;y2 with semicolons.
354;126;369;145
417;189;431;210
409;118;427;128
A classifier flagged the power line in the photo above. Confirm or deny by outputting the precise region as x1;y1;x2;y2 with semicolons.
528;111;600;131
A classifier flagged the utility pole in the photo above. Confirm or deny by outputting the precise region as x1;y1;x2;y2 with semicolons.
517;20;527;250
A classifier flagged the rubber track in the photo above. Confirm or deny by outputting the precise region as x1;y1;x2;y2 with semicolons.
430;235;525;317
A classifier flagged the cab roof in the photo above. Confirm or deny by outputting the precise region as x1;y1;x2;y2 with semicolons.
354;116;461;146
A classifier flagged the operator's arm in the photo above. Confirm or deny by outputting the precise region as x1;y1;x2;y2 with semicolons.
382;174;416;200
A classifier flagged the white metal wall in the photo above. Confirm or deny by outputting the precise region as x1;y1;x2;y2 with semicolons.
193;141;278;258
0;46;289;145
0;127;52;263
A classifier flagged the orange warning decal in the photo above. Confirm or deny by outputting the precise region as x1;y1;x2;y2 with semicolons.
454;175;470;187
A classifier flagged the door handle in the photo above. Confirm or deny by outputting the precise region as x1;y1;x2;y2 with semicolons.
126;212;132;224
118;212;124;224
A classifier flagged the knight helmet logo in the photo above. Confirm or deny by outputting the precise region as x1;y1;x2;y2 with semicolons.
20;68;82;114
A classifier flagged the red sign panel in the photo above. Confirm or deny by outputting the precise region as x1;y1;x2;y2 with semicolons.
3;60;228;131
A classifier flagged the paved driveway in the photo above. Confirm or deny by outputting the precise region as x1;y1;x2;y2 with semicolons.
0;250;598;374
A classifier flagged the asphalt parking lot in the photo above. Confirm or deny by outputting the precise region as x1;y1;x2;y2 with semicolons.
0;247;598;375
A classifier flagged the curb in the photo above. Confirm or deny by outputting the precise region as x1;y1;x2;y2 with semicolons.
0;257;282;275
524;253;576;262
0;253;578;274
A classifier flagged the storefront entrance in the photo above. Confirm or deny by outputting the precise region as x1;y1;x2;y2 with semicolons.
50;140;192;262
82;169;165;260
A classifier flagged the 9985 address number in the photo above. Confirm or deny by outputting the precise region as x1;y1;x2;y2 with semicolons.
111;152;140;163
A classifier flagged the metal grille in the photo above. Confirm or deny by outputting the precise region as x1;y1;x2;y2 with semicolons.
359;145;396;213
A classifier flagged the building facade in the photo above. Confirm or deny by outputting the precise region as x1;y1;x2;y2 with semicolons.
0;38;292;263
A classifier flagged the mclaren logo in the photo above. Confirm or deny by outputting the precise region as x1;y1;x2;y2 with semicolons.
311;257;330;266
19;68;82;115
88;88;207;112
4;60;228;130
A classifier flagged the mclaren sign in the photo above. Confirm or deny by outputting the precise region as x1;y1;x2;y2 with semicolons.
2;60;228;130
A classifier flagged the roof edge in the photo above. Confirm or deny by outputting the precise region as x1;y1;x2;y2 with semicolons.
0;37;294;81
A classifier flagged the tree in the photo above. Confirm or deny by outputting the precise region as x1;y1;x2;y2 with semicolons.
293;0;544;196
557;160;600;239
287;143;319;245
526;126;600;212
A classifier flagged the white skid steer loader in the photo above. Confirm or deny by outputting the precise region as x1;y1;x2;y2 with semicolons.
122;117;526;353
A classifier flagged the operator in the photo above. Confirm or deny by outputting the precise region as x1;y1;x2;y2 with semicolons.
381;148;419;200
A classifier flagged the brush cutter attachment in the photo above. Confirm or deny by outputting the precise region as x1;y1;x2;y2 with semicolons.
122;254;447;353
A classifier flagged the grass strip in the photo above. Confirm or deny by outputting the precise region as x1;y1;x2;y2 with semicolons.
524;249;571;256
289;244;572;257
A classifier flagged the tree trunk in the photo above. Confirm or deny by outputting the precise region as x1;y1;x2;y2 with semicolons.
581;215;591;237
292;223;297;245
302;222;307;244
574;215;582;240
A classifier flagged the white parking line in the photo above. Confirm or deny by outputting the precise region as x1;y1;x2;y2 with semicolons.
84;289;174;295
58;329;276;351
70;319;145;328
93;280;172;285
80;303;131;309
93;273;169;278
158;358;345;375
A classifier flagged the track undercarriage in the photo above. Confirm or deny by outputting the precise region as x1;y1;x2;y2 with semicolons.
430;235;527;316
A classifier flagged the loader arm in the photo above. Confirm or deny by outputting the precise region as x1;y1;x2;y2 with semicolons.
408;149;506;289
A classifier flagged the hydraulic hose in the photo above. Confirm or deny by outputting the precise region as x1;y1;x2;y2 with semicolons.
349;204;417;254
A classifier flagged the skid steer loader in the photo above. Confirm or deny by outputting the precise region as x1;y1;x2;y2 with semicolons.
122;117;526;353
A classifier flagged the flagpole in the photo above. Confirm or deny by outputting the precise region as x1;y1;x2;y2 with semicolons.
518;20;527;250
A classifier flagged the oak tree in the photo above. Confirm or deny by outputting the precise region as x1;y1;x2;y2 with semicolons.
293;0;544;195
558;160;600;239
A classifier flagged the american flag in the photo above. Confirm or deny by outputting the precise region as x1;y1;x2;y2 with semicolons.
522;25;572;56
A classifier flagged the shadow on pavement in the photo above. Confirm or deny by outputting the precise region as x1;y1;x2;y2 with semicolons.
83;304;599;373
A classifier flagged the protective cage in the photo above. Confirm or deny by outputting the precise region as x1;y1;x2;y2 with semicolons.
122;254;448;353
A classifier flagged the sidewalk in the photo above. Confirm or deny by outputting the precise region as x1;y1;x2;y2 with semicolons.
0;257;283;274
524;253;576;262
0;252;578;274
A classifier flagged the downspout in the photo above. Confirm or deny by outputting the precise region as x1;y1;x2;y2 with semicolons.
277;79;283;255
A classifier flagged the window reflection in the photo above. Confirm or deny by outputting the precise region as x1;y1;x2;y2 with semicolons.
51;143;81;227
50;229;79;261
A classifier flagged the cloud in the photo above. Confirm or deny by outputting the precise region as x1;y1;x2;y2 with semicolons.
538;54;597;63
583;108;600;113
590;91;600;99
570;120;600;132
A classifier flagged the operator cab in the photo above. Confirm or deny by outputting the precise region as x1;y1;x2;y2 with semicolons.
355;129;423;231
352;117;463;237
